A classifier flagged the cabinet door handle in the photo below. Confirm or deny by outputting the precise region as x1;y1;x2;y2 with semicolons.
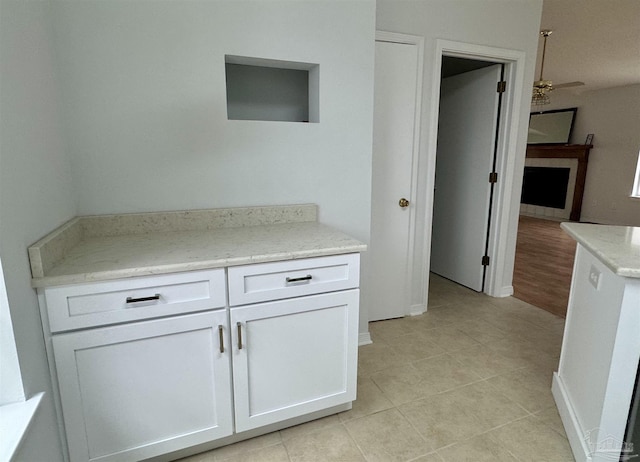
237;322;243;350
285;274;312;284
126;293;161;304
218;325;224;354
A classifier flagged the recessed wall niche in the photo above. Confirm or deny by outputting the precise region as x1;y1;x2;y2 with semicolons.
225;55;319;123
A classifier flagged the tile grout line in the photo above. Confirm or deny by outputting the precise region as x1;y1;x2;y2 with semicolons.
339;419;377;462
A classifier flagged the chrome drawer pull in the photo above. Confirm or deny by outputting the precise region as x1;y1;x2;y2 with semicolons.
218;325;224;354
126;294;161;304
237;322;243;350
285;274;313;284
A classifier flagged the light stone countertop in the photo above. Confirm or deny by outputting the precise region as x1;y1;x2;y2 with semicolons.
561;222;640;278
29;205;366;288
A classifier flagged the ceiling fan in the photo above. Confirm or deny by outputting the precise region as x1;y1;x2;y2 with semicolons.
532;30;585;105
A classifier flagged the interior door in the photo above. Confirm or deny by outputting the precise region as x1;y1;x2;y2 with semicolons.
369;39;420;321
430;64;502;292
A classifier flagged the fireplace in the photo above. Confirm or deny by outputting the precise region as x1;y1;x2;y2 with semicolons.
521;159;577;219
522;166;571;209
520;144;592;221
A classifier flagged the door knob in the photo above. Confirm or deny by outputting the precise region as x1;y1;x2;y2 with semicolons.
399;198;410;208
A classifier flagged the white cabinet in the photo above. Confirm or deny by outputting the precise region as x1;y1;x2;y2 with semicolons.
52;311;233;462
230;290;359;432
41;254;360;462
42;269;231;462
227;254;360;432
553;243;640;462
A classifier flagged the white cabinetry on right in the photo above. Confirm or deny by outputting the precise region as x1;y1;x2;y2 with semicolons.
553;243;640;462
228;254;360;433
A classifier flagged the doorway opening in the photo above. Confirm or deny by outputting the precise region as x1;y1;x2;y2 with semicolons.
368;37;527;324
419;40;527;314
430;56;505;294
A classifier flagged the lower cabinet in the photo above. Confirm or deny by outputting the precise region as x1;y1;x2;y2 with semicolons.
52;311;233;462
231;289;359;432
44;254;360;461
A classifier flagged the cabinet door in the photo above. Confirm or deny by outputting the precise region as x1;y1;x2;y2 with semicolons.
231;290;359;432
53;311;233;462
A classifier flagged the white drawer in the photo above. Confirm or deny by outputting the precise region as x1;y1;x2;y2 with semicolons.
227;254;359;306
43;269;226;332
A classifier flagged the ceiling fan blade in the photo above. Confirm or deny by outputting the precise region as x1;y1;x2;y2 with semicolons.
553;81;585;89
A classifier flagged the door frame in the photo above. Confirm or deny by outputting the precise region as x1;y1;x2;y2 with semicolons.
419;40;527;306
374;30;425;317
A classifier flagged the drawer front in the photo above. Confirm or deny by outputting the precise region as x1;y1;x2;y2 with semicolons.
44;269;226;332
228;254;360;306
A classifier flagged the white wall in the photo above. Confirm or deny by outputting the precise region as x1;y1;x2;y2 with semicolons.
531;84;640;226
50;0;375;335
376;0;543;304
0;1;77;459
50;0;375;243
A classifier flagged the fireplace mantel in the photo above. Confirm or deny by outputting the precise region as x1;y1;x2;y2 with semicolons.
526;144;593;221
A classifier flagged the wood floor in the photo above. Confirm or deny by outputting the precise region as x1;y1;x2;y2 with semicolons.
512;215;577;318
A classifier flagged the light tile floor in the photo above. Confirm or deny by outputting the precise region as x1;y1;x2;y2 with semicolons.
179;274;574;461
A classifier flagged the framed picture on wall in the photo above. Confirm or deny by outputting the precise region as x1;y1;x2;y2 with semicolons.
528;107;577;145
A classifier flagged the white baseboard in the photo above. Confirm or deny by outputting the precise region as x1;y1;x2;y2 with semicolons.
358;332;372;346
408;304;426;316
498;285;514;297
552;372;592;462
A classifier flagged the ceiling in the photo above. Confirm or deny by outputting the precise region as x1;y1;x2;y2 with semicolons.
537;0;640;93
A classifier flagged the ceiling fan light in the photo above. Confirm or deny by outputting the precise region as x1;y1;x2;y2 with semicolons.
532;88;550;106
534;79;554;90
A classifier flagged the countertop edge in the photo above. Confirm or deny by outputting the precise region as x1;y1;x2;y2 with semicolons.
31;245;367;289
561;222;640;278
